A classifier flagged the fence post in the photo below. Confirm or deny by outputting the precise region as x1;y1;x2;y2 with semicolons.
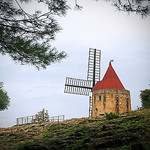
22;118;23;124
16;118;19;125
27;117;28;124
32;116;33;123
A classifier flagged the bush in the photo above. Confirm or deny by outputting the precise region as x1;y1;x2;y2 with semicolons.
32;109;49;123
105;112;119;120
0;82;10;111
140;89;150;109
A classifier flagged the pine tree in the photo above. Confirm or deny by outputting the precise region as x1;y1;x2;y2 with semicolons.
75;0;150;16
0;0;69;69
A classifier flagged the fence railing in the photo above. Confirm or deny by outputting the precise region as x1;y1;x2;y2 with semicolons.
49;115;65;122
16;115;65;125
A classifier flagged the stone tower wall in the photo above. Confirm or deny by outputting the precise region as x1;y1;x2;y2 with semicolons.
92;89;131;117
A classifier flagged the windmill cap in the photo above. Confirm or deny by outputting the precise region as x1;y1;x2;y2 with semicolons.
92;63;125;92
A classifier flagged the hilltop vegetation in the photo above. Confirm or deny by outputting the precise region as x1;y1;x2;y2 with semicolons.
0;109;150;150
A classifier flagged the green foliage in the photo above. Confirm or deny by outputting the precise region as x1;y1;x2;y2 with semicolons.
17;141;36;150
105;112;119;120
75;0;150;16
32;109;49;123
140;89;150;108
0;82;10;111
114;142;150;150
0;0;69;69
17;141;48;150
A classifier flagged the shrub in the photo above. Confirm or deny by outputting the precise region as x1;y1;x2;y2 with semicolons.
105;112;119;120
32;109;49;123
140;89;150;109
0;82;10;111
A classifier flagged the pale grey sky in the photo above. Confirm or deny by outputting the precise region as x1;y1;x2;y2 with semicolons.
0;0;150;127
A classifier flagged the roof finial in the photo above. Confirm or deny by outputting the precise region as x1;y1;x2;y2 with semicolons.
109;60;114;65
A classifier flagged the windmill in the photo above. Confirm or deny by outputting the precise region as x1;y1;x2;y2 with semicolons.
64;48;101;117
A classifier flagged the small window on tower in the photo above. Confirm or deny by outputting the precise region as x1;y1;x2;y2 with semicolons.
98;95;101;101
94;96;96;103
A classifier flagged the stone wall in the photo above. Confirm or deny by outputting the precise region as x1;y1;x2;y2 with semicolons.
92;89;131;117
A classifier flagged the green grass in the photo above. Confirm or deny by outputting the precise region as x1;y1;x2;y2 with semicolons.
38;109;150;149
1;109;150;150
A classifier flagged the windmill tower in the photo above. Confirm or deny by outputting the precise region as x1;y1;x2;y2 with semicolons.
64;49;131;117
64;48;101;117
91;61;131;116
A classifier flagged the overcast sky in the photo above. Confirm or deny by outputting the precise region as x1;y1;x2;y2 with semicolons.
0;0;150;127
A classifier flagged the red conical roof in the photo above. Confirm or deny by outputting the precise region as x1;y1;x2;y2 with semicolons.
92;63;125;92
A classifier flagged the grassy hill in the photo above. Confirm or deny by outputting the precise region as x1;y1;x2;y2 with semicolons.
0;109;150;150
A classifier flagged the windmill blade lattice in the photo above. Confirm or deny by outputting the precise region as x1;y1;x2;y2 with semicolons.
87;48;101;87
64;77;92;96
64;48;101;117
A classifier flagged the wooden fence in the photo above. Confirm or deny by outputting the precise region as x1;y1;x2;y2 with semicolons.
16;115;65;125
